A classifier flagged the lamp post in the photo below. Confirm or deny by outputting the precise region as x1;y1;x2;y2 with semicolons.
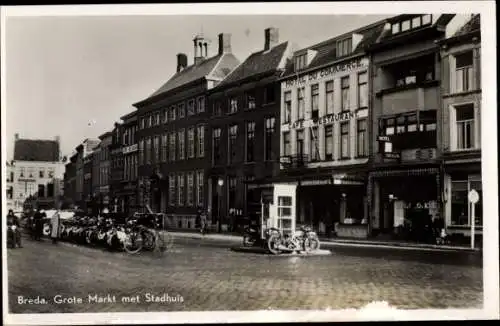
217;178;224;233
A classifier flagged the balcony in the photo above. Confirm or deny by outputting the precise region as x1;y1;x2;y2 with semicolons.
280;154;310;169
377;81;439;115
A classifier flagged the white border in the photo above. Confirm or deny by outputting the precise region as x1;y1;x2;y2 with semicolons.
1;1;498;324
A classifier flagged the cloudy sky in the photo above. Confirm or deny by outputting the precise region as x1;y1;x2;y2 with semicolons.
4;10;390;159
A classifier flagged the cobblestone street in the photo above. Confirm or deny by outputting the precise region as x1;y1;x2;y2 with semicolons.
7;235;483;313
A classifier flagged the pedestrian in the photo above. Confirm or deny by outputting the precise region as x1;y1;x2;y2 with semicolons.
33;208;45;241
50;209;61;244
7;209;22;248
199;207;207;235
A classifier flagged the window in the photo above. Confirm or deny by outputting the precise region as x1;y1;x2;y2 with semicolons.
297;87;305;120
337;38;352;57
178;129;185;160
39;169;45;178
284;91;292;123
196;170;204;207
358;72;368;108
188;127;195;158
246;122;256;162
155;111;160;125
197;125;205;158
169;132;176;161
357;119;367;157
228;125;238;164
341;76;350;111
246;91;256;109
163;108;168;124
213;128;222;165
283;132;291;156
139;139;144;165
396;116;406;133
455;51;473;92
311;84;319;119
393;55;435;87
456;103;475;150
325;125;334;160
145;137;152;164
187;172;194;206
229;97;238;114
392;23;400;34
169;106;176;121
153;135;160;163
295;54;307;70
340;121;350;159
140;118;145;130
407;114;418;132
148;115;152;128
310;127;319;161
325;80;334;115
264;85;275;104
178;103;186;118
187;100;195;115
419;110;437;132
384;118;395;135
264;117;276;161
177;173;185;206
169;174;176;206
296;130;305;156
161;134;168;162
197;96;205;113
401;20;411;32
38;184;45;198
422;14;432;25
412;16;421;28
451;179;482;226
213;100;222;116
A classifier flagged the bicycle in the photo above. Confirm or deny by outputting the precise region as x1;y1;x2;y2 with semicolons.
123;213;174;255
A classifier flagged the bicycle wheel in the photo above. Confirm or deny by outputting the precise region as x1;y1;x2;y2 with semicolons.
267;234;282;255
142;229;156;251
124;230;143;254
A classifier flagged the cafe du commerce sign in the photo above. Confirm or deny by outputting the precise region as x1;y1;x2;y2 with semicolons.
283;57;368;89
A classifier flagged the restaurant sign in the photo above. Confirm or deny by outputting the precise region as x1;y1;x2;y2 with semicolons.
290;111;356;130
283;58;368;89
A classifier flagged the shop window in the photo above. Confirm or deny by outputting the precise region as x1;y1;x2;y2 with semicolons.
297;88;305;120
228;125;238;164
264;117;276;161
455;51;473;93
283;132;291;157
212;128;222;166
277;196;292;217
311;84;319;119
310;127;319;162
340;122;350;159
283;91;292;124
341;76;350;111
455;103;475;150
325;80;334;115
324;125;334;161
451;179;482;226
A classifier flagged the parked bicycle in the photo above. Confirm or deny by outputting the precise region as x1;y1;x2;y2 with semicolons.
123;213;172;255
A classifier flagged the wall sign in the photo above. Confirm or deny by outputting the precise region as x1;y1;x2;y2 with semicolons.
289;111;357;130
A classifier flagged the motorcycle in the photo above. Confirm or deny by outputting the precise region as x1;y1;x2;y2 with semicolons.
267;225;320;255
242;224;261;247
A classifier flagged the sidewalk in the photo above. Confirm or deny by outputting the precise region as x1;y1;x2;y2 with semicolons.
168;230;481;253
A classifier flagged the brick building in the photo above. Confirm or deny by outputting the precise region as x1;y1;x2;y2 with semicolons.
133;32;240;229
207;27;295;231
109;123;123;213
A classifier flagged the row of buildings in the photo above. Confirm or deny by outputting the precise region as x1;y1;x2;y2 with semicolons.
62;14;482;240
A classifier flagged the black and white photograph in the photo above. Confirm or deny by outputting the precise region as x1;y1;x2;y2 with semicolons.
1;2;498;324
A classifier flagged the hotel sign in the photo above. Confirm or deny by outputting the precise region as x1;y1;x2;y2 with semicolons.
290;111;356;130
123;144;138;155
283;58;368;89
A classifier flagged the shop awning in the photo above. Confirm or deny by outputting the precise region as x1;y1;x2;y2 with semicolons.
370;167;439;178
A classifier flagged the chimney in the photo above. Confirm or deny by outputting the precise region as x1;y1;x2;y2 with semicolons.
177;53;188;72
55;135;60;143
264;27;279;51
14;133;19;141
218;33;232;55
193;34;209;65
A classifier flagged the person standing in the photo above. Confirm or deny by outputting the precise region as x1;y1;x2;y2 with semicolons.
33;208;45;241
50;209;61;244
199;207;207;235
7;210;22;248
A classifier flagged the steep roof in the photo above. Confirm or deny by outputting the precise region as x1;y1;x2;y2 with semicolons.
453;14;480;37
138;52;240;104
281;21;385;78
217;41;290;88
14;139;60;162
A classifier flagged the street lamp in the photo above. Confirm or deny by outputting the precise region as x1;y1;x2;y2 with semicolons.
217;178;224;233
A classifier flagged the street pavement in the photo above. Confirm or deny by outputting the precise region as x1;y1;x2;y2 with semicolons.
7;235;483;313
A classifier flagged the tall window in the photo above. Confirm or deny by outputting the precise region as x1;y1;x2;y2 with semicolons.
246;91;256;109
283;132;291;156
38;184;45;198
133;155;138;179
357;119;367;157
228;176;238;213
169;174;176;206
196;170;204;207
140;118;145;130
188;127;195;158
178;129;185;160
264;117;276;161
197;96;205;113
187;172;194;206
213;100;222;116
296;130;304;156
246;122;256;162
451;179;482;226
161;134;168;162
145;137;152;164
169;106;176;121
213;128;222;165
325;125;334;160
284;91;292;123
264;85;275;104
311;84;319;119
325;80;334;115
177;173;185;206
178;103;186;118
337;38;352;57
341;76;350;111
169;132;176;161
153;135;160;163
148;115;152;128
155;111;160;125
340;122;350;159
187;100;195;116
358;72;368;108
310;127;319;161
197;125;205;158
455;103;475;150
295;54;307;70
229;97;238;114
163;108;168;124
39;169;45;178
297;87;305;120
228;125;238;164
455;51;473;93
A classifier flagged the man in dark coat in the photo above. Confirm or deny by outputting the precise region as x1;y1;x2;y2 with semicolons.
7;210;22;248
33;209;45;241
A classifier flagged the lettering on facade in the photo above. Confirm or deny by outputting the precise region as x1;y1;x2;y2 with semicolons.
301;179;332;186
123;144;138;155
283;58;366;89
289;111;356;130
403;201;437;210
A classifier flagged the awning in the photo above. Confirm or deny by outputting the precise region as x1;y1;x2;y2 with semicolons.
370;167;439;178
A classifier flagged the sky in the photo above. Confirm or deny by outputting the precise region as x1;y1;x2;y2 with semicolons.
4;12;392;159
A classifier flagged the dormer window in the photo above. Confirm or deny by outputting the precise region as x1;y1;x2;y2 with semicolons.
391;15;433;35
295;54;307;71
337;38;352;57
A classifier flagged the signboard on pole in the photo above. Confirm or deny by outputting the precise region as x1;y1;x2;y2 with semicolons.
468;189;480;249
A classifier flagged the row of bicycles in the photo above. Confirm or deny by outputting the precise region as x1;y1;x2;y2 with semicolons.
41;213;173;254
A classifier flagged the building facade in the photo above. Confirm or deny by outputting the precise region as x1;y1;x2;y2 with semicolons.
6;161;15;211
207;27;293;231
272;20;385;238
62;154;77;209
118;110;139;215
133;32;240;229
83;152;94;214
74;138;100;211
110;123;123;213
439;14;482;239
